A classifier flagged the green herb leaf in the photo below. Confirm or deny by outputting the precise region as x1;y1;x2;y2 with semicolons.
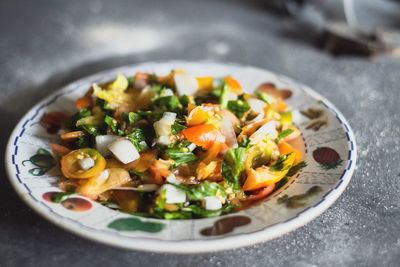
171;121;186;135
126;128;146;151
221;147;246;191
165;148;197;167
227;99;250;118
104;115;124;135
80;124;101;136
152;96;182;112
121;112;141;125
270;154;291;172
275;129;294;143
256;91;274;104
172;181;227;201
219;82;230;109
238;137;251;148
64;109;91;130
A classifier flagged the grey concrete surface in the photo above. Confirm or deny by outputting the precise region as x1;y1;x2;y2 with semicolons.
1;0;399;266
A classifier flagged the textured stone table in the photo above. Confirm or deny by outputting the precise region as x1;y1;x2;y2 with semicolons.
1;0;399;266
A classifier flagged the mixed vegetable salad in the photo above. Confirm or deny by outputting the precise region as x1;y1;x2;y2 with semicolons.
45;69;306;219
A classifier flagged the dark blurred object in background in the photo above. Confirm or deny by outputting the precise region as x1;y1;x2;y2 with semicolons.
265;0;400;57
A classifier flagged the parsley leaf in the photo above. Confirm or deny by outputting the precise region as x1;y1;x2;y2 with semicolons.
126;128;146;151
171;121;186;135
165;147;197;167
221;147;246;191
121;112;141;125
227;99;250;118
64;109;91;130
171;181;227;201
104;115;124;136
152;96;182;112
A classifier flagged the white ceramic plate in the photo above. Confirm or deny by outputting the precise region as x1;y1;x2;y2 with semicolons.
5;61;356;253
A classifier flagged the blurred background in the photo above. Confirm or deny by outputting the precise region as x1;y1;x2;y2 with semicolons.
1;0;399;266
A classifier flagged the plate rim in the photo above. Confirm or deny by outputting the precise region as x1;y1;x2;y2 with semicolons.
5;60;357;253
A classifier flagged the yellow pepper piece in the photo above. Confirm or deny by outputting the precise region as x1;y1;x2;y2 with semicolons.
196;76;214;91
61;148;106;179
243;153;296;191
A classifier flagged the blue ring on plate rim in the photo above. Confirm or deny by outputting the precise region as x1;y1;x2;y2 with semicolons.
7;62;357;245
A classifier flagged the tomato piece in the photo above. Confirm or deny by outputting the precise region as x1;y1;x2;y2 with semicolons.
61;148;106;179
148;159;171;185
182;124;226;149
244;184;275;202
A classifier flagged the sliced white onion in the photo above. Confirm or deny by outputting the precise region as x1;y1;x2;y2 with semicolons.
174;73;198;96
247;98;265;113
95;135;119;156
153;112;176;137
220;117;238;148
108;139;140;164
161;112;176;124
246;112;265;125
249;121;278;144
163;184;186;204
187;143;197;152
137;184;159;192
166;173;180;185
78;157;95;171
163;88;174;96
204;196;222;210
157;135;171;146
98;169;110;182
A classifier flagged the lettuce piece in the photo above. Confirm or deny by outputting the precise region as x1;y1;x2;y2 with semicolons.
222;147;246;191
171;181;227;201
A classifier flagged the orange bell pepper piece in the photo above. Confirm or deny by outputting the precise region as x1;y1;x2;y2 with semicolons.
278;141;302;165
223;76;242;94
182;124;226;149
